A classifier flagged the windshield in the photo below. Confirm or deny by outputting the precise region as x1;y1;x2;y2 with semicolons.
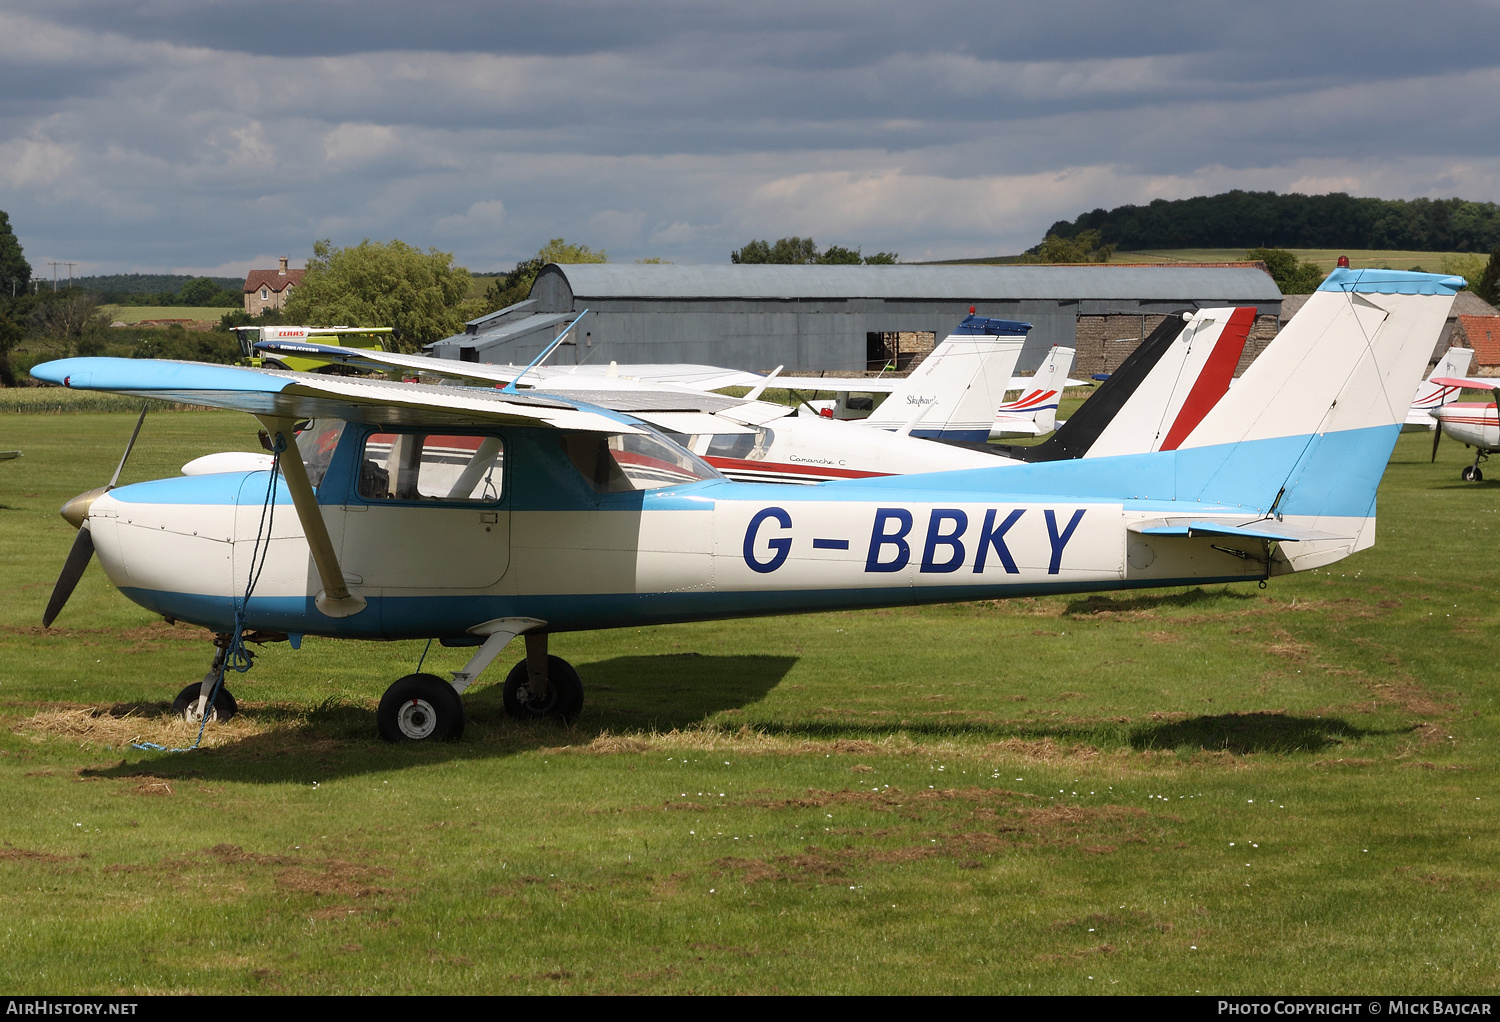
562;431;723;492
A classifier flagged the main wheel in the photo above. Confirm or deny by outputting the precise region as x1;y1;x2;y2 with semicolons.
1462;465;1483;481
377;673;465;743
502;656;584;724
172;681;238;723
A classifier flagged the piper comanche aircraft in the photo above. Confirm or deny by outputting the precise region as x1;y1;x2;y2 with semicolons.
33;269;1459;743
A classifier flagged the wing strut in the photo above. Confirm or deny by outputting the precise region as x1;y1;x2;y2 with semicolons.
257;416;367;619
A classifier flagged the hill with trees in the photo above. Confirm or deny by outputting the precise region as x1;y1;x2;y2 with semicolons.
1044;191;1500;253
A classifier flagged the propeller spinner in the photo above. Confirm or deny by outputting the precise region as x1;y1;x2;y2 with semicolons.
43;404;148;628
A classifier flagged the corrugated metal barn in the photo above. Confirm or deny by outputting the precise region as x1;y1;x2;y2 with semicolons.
427;264;1283;375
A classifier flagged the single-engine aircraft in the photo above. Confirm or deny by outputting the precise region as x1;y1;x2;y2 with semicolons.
33;269;1459;743
1425;372;1499;480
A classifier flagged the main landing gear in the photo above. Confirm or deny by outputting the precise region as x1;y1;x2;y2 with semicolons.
376;620;582;743
172;636;240;723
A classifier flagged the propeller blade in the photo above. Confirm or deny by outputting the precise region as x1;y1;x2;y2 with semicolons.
43;526;96;628
1431;424;1443;463
106;403;149;491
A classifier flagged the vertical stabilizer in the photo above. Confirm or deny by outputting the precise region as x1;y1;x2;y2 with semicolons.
988;345;1075;437
863;315;1029;442
1406;346;1476;426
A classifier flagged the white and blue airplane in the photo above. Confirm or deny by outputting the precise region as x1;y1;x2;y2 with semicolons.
32;268;1460;743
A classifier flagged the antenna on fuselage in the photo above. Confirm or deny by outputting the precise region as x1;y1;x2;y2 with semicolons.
500;309;589;394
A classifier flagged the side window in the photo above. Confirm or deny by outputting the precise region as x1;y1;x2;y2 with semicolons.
706;427;772;461
562;432;722;492
358;432;504;502
294;419;345;488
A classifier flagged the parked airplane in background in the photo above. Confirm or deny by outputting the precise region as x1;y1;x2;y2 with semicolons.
1426;371;1498;480
989;346;1076;438
1405;347;1475;428
34;268;1459;744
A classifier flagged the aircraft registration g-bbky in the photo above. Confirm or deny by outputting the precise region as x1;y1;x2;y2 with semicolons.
32;269;1460;744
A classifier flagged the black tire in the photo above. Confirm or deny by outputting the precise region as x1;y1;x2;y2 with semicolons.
502;655;584;724
1462;465;1482;482
171;681;238;723
377;673;465;743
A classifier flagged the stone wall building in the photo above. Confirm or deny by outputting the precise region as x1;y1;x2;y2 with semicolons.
242;257;304;316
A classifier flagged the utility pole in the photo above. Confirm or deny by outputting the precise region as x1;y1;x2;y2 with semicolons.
47;261;60;292
64;262;76;289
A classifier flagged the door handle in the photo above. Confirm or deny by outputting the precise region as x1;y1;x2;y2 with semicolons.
480;512;498;524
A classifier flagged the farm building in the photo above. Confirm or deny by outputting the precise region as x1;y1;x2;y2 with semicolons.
242;257;303;317
427;263;1283;376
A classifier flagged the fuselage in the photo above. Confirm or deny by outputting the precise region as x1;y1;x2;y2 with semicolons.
1433;402;1499;448
84;420;1369;642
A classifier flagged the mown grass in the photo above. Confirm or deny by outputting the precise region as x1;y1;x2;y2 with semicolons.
99;306;228;325
0;412;1495;993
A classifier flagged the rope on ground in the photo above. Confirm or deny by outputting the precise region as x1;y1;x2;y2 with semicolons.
134;434;286;753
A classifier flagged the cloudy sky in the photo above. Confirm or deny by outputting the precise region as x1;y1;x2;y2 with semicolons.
3;0;1499;277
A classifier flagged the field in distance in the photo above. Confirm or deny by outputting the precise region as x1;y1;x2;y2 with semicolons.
1108;249;1480;275
99;305;228;325
0;409;1495;994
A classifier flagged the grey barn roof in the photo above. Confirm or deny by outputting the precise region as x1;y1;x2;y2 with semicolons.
543;263;1282;302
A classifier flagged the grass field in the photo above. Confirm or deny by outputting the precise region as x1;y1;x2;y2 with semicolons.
0;408;1496;994
1108;249;1480;276
99;306;228;325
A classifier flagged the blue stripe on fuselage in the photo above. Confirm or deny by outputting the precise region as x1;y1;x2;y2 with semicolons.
123;576;1261;640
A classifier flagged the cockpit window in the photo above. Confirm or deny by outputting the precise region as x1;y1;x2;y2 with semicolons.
296;420;345;488
562;431;722;492
358;432;505;502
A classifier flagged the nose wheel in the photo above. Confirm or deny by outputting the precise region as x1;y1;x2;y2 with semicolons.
377;673;465;742
172;682;238;723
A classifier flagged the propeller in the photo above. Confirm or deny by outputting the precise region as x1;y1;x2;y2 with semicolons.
43;404;148;628
1431;422;1443;463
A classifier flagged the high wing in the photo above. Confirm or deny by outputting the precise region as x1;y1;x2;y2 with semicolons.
1431;375;1500;392
248;341;789;435
30;357;647;434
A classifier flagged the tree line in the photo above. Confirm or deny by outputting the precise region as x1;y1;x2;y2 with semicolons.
1044;190;1500;253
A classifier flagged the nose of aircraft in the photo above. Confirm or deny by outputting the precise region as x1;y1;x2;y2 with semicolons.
60;485;108;530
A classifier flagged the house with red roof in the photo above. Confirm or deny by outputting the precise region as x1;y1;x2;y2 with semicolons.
243;257;304;316
1453;313;1500;372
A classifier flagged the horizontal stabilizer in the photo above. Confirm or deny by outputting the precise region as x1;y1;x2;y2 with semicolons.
1432;376;1500;392
1130;519;1358;542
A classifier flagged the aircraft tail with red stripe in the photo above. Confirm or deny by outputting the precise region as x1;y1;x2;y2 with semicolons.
1405;346;1474;426
988;345;1075;438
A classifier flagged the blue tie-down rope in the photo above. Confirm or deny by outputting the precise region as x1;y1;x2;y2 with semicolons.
134;436;285;752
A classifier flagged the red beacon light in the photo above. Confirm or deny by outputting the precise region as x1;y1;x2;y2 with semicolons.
1337;255;1350;268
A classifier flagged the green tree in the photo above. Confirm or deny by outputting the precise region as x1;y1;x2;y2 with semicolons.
1021;229;1116;264
284;239;477;351
1244;248;1326;294
1472;249;1500;306
484;238;608;314
0;211;30;297
732;238;897;264
178;277;222;306
0;309;23;387
732;237;819;264
818;245;864;265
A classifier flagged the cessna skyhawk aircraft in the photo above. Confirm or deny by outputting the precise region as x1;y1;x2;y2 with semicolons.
33;269;1459;743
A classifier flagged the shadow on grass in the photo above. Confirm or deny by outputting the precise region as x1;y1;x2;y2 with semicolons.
1062;586;1260;617
79;653;797;784
1129;712;1398;754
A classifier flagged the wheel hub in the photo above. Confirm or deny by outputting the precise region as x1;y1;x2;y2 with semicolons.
397;697;438;740
182;696;217;724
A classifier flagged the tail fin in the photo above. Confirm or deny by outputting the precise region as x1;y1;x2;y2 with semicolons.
989;345;1075;437
1172;269;1461;567
863;315;1029;442
1406;346;1475;424
1082;306;1256;458
1012;312;1192;461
